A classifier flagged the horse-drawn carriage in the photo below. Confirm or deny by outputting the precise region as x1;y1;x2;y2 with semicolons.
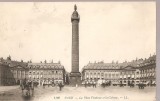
101;81;111;88
20;80;34;96
137;82;146;89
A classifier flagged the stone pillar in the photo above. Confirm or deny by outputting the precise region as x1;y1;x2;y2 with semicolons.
69;5;81;86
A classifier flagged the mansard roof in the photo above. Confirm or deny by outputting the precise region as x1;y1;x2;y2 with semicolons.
0;59;28;68
83;62;121;70
28;63;64;69
82;55;156;71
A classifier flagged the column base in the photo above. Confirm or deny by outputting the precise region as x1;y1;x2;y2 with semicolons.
69;72;82;86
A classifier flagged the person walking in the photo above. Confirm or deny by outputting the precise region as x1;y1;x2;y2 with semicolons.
84;81;87;88
58;82;63;91
94;81;96;88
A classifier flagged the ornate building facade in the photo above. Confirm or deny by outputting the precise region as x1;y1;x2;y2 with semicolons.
0;56;66;86
82;55;156;86
81;62;121;84
28;62;65;85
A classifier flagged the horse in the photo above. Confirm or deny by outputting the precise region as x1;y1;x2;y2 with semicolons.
101;83;106;88
119;83;124;87
129;83;134;88
21;81;34;96
101;81;111;88
138;83;145;89
105;81;111;87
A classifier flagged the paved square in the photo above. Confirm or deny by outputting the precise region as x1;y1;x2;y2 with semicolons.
0;86;156;101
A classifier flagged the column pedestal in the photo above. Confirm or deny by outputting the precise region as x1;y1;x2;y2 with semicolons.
69;72;81;86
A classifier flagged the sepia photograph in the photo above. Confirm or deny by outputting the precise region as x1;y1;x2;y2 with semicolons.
0;2;156;101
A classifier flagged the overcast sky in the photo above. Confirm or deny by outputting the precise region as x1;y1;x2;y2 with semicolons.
0;2;156;72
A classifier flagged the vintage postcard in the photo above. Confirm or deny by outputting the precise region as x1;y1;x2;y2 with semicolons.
0;2;156;101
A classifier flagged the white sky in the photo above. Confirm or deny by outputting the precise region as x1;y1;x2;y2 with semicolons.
0;2;156;72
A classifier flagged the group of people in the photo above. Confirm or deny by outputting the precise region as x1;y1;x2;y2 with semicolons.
42;82;64;91
101;81;111;88
82;80;156;90
83;80;112;88
20;79;65;97
20;79;34;96
84;81;97;88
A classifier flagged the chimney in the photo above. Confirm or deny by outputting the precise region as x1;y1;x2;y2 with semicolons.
44;60;47;63
7;55;11;61
58;60;61;64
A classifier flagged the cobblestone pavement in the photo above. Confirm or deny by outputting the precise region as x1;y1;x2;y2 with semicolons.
0;85;156;101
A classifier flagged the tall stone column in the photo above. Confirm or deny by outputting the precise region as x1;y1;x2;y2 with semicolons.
70;5;81;86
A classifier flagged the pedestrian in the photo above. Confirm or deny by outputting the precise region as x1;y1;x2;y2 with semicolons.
84;82;87;88
94;81;96;88
43;83;45;89
58;82;62;91
92;82;94;88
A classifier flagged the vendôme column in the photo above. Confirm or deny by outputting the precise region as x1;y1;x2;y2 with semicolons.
70;4;81;86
